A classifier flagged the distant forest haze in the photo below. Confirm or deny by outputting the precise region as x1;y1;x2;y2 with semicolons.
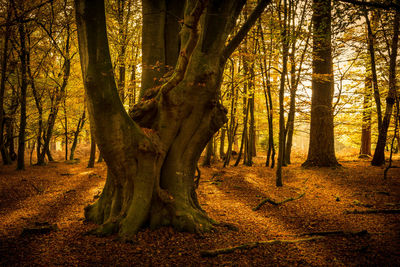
1;0;400;242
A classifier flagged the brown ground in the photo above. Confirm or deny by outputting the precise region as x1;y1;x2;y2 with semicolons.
1;154;400;266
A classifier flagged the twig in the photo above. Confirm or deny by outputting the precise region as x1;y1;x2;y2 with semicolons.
200;236;323;257
253;192;305;211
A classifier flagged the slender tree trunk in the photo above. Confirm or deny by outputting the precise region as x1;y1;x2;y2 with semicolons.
220;127;226;159
371;7;400;166
128;64;136;108
0;12;11;165
202;138;213;166
5;117;16;161
17;22;28;170
364;10;382;132
277;0;289;186
246;67;256;165
87;129;96;168
302;0;339;167
28;53;44;163
97;151;103;163
234;101;250;166
223;61;237;167
37;24;72;165
259;20;275;168
360;73;372;157
70;109;86;160
64;98;68;160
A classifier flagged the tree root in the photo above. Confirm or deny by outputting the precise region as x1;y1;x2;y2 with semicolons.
253;192;305;211
200;236;323;257
213;222;239;231
344;209;400;214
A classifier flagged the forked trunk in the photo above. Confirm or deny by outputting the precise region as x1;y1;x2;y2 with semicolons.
75;0;270;239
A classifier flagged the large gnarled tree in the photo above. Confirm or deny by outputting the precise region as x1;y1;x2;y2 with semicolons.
75;0;270;239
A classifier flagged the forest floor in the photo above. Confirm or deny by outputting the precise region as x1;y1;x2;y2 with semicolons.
1;153;400;266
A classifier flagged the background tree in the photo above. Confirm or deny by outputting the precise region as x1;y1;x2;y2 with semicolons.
302;0;339;167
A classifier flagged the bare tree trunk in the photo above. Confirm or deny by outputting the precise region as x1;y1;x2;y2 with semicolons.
75;0;271;238
371;8;400;166
37;14;72;165
223;61;238;167
202;138;213;166
360;73;372;157
70;109;86;160
277;0;289;186
364;10;382;133
97;151;103;163
64;98;68;161
0;7;11;165
128;64;136;108
259;19;275;168
16;20;28;170
234;101;250;167
220;127;226;159
302;0;339;167
87;129;96;168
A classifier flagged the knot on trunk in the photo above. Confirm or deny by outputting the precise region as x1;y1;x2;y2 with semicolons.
130;99;158;128
140;128;165;155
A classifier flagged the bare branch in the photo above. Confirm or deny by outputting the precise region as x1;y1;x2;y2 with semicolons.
338;0;400;11
222;0;272;60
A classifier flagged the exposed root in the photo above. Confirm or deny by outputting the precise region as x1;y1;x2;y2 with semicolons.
213;222;239;232
301;160;341;168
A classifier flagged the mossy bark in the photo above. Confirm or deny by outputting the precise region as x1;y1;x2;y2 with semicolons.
75;0;269;239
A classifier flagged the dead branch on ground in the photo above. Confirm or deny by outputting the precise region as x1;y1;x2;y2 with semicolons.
253;192;305;211
200;236;323;257
344;209;400;214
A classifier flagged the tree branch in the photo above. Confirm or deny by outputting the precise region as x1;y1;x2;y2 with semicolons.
222;0;272;60
338;0;400;11
161;0;208;96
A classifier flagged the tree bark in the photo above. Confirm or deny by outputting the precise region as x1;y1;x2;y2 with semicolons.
16;20;28;170
202;138;213;166
277;0;289;186
259;19;275;168
302;0;339;167
219;127;226;159
70;109;86;160
360;74;372;157
87;128;96;168
75;0;270;239
364;10;382;132
0;6;12;165
140;0;183;97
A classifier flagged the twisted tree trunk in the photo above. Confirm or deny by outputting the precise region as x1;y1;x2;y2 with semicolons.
75;0;270;239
